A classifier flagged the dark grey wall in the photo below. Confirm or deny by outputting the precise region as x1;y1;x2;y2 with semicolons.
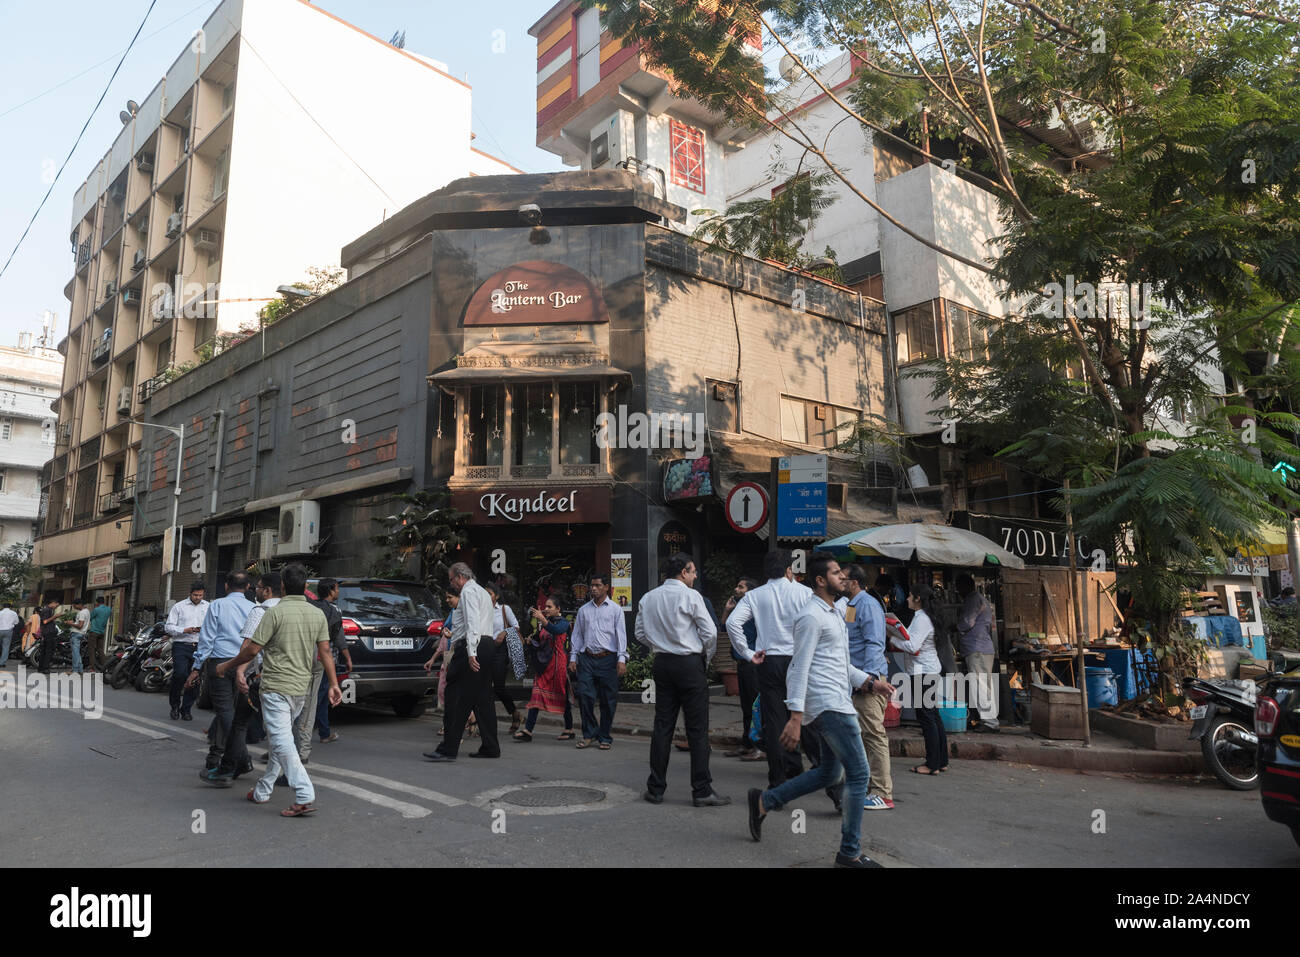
134;241;435;591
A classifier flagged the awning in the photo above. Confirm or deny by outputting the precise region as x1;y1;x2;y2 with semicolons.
849;523;1026;569
429;361;631;384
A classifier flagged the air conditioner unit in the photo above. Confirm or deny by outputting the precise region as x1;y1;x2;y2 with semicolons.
104;281;117;299
117;387;132;414
589;110;636;170
193;228;220;252
132;250;146;271
122;288;141;307
276;500;321;556
165;213;183;238
137;153;154;173
136;218;149;236
249;529;278;562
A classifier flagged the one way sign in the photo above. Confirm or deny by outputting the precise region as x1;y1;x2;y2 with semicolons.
725;482;769;533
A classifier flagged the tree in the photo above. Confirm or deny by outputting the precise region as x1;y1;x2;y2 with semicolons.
370;489;470;591
258;265;346;324
591;0;1300;664
0;542;37;605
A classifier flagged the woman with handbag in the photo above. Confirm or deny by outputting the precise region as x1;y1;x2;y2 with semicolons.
513;598;574;742
888;584;948;774
484;583;524;734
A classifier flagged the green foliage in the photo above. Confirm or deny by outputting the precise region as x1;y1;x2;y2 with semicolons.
0;543;37;605
620;645;654;692
257;266;345;323
701;550;744;607
370;488;469;592
1263;602;1300;651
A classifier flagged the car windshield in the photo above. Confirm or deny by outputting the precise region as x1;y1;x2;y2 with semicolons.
336;582;441;621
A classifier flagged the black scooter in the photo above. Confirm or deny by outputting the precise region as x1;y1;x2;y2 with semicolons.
1185;675;1260;790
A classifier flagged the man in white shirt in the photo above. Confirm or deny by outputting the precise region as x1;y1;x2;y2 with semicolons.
746;552;892;868
165;581;209;720
0;602;20;668
69;599;91;675
634;553;729;807
726;549;827;792
426;562;499;761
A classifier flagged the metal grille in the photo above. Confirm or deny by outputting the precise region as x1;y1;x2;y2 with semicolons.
511;465;549;479
498;786;606;808
561;464;598;477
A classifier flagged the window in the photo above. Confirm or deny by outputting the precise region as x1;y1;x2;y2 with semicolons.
511;383;554;468
0;469;6;492
466;385;505;467
221;84;235;114
575;7;602;96
948;302;992;360
780;396;807;444
558;382;599;464
42;420;56;446
893;300;941;362
0;417;10;441
670;119;706;193
211;148;229;201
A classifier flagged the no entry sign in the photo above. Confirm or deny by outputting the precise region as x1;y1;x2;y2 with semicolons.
726;482;769;533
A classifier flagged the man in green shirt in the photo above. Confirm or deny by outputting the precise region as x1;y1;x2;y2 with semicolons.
217;564;340;816
87;598;112;671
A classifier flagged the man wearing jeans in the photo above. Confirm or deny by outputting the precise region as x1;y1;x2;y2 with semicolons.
165;582;208;720
956;573;999;732
69;599;90;674
188;571;253;773
0;602;19;667
217;564;338;817
87;597;111;672
746;553;893;868
570;574;627;749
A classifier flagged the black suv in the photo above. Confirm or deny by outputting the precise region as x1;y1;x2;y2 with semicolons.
307;578;443;718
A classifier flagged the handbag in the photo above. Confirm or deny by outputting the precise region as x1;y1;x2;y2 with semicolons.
526;632;554;673
505;626;526;679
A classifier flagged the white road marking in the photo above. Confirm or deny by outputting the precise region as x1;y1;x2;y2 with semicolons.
97;714;172;740
310;775;432;819
101;704;466;807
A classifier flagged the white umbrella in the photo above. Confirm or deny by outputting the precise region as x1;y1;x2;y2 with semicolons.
849;524;1026;569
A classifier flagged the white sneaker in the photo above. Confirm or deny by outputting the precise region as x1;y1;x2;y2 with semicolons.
863;795;894;810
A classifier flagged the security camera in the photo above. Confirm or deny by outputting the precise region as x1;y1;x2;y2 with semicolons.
518;203;543;226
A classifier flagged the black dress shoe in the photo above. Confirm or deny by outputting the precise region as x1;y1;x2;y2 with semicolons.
747;788;765;842
835;853;884;868
642;790;663;804
232;759;254;779
692;792;732;807
181;711;193;721
170;709;180;720
423;751;456;762
468;751;500;758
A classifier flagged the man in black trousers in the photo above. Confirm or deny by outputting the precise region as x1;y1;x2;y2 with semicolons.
424;562;499;761
634;553;729;807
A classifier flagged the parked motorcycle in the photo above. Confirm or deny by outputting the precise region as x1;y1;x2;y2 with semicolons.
135;642;173;693
22;626;73;671
1185;675;1260;790
109;623;167;690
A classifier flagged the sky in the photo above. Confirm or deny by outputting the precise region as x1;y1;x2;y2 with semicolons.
0;0;562;351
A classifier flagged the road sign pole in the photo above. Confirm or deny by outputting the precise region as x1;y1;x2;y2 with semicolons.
768;457;779;553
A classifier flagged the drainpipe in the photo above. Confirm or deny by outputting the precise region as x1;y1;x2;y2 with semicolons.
209;408;226;515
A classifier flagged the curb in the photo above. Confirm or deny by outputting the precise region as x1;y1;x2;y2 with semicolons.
528;712;1204;774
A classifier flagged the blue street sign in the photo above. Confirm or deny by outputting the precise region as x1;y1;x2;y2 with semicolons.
777;481;827;538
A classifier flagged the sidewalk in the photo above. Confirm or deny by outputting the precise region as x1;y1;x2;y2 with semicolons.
525;692;1204;775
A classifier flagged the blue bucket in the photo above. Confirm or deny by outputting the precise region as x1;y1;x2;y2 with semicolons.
938;702;968;733
1085;667;1119;708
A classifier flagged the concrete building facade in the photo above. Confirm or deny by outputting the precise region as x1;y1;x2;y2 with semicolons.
0;335;63;549
38;0;516;605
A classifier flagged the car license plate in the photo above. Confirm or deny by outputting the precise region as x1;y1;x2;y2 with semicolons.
1189;705;1207;719
373;637;414;650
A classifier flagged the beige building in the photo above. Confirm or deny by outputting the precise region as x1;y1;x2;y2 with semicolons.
37;0;515;603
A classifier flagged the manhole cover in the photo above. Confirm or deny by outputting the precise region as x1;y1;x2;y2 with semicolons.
499;786;606;808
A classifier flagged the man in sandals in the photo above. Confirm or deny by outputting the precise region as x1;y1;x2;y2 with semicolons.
217;564;340;817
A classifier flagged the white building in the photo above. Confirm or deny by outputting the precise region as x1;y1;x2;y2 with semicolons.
0;333;64;548
39;0;515;591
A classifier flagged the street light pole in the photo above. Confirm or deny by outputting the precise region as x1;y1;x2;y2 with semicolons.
129;420;185;611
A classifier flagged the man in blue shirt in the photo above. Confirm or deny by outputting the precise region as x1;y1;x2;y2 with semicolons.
570;574;627;749
187;571;254;772
844;565;893;809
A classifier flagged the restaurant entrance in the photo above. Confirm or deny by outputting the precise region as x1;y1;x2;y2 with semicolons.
468;527;608;626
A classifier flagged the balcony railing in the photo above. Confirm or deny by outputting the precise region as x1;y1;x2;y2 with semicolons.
98;487;132;514
138;375;165;404
90;330;113;363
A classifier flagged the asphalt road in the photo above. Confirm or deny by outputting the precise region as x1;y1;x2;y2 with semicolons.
2;683;1292;868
